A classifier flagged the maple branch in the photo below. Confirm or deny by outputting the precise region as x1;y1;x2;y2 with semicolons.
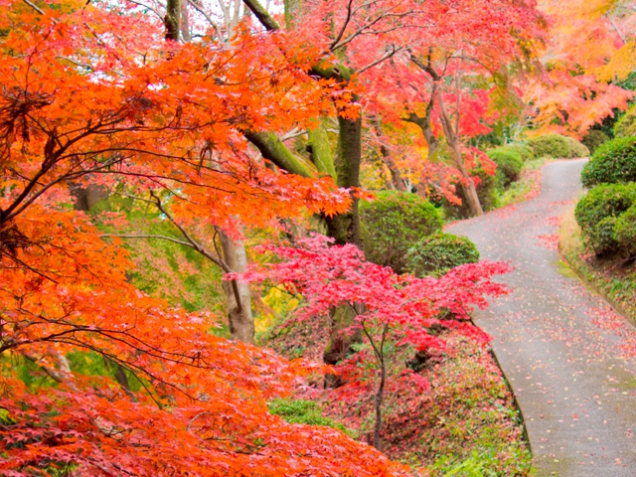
607;15;627;45
357;45;402;75
127;0;165;22
241;0;280;31
22;0;45;15
105;234;199;250
146;191;246;315
279;127;306;142
329;0;355;51
409;53;440;81
332;8;422;51
244;131;315;178
150;193;230;271
187;0;224;40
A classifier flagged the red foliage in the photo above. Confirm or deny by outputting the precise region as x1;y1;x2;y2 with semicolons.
242;235;510;440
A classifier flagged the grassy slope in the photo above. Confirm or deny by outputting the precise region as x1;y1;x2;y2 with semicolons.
559;205;636;321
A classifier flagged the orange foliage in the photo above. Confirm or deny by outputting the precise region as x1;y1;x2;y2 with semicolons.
525;0;634;137
0;1;413;475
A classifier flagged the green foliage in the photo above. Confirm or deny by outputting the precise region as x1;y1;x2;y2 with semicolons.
504;143;534;162
360;191;443;273
93;195;226;316
581;130;610;154
574;183;636;255
564;136;590;158
486;147;523;188
581;136;636;187
405;233;480;278
435;451;488;476
268;399;354;436
527;134;570;159
614;204;636;257
614;104;636;138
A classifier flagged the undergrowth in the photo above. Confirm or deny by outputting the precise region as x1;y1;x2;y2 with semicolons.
559;205;636;321
497;157;547;209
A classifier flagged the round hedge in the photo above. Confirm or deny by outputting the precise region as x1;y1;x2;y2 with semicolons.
405;232;480;278
574;183;636;255
564;136;590;158
360;191;443;273
528;134;570;159
506;143;534;162
614;204;636;257
581;136;636;187
581;130;609;154
614;104;636;138
487;147;523;188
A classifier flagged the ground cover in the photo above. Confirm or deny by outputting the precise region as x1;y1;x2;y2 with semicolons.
559;205;636;321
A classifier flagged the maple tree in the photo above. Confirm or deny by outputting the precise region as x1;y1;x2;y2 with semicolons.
358;0;545;214
525;0;634;137
1;0;593;473
237;0;544;230
242;234;510;450
0;1;419;475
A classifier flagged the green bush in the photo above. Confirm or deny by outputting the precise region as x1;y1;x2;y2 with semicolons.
528;134;570;159
575;183;636;255
405;233;480;278
487;147;524;188
614;204;636;257
360;191;443;273
614;104;636;138
582;130;610;154
581;136;636;187
269;399;353;436
505;143;535;162
564;136;590;158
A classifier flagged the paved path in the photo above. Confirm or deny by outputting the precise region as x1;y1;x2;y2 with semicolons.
448;159;636;476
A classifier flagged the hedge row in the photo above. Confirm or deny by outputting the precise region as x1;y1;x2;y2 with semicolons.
360;191;479;276
575;183;636;257
527;134;589;159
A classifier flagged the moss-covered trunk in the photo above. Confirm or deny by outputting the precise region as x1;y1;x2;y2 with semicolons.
325;113;362;246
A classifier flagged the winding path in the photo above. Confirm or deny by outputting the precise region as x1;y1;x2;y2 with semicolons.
448;159;636;476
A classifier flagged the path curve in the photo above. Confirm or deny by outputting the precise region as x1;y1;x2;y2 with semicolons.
448;159;636;476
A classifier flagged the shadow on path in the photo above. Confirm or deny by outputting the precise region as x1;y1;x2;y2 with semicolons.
448;159;636;476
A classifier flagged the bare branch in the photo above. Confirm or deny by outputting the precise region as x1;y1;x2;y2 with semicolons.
357;45;403;75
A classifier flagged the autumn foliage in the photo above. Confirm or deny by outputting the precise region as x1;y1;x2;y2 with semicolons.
1;0;623;474
0;1;408;475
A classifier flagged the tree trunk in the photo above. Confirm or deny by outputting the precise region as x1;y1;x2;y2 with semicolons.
372;118;406;192
326;113;362;246
219;230;255;344
165;0;181;41
437;93;484;217
373;348;386;451
70;182;109;212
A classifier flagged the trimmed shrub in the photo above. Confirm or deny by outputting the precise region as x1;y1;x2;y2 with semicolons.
564;136;590;158
506;143;535;162
582;130;610;154
405;232;480;278
614;204;636;257
581;136;636;187
360;191;443;273
528;134;570;159
487;147;523;188
575;183;636;255
614;104;636;138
